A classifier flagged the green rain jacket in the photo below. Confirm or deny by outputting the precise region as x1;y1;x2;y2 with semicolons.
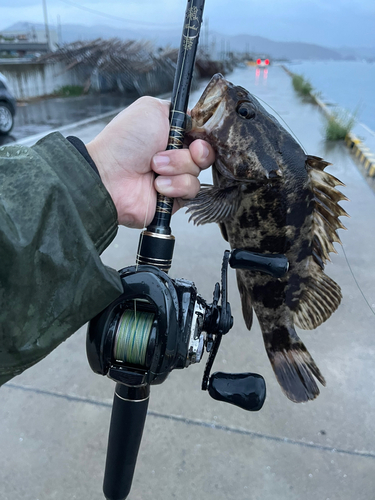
0;132;124;386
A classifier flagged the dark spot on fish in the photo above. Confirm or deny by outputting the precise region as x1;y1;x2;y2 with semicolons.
239;211;259;229
236;162;250;177
253;280;285;309
266;325;294;351
296;239;311;262
285;273;306;309
261;234;288;253
288;197;313;228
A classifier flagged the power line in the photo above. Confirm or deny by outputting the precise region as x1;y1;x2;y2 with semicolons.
58;0;181;28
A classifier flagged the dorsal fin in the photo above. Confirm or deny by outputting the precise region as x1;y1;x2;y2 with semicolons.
306;155;349;266
293;156;348;330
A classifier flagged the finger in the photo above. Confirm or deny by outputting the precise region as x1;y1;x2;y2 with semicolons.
151;140;215;176
189;140;215;169
154;173;200;200
152;149;200;177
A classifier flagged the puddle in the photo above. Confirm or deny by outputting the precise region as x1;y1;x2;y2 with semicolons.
0;93;134;146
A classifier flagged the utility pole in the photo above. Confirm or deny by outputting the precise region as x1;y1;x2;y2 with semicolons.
205;17;209;52
42;0;50;49
57;14;62;45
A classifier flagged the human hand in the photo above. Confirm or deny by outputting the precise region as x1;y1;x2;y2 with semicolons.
86;96;215;228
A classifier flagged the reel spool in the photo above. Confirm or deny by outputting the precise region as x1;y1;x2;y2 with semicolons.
113;308;155;368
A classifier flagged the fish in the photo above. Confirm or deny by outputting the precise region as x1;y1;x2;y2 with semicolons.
186;74;348;403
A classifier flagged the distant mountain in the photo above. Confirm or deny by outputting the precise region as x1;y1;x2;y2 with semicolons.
338;46;375;60
211;33;342;60
3;21;374;61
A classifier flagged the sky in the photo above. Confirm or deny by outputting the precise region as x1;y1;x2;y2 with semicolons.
0;0;374;48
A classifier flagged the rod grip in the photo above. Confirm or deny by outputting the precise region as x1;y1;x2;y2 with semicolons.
103;383;150;500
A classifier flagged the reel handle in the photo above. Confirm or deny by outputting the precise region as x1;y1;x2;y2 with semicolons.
103;383;150;500
229;249;289;279
208;372;266;412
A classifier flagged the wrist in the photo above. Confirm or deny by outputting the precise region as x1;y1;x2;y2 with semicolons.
85;139;140;227
86;139;116;205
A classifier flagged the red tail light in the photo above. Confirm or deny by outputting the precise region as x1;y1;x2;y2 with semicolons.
265;59;270;65
256;59;261;65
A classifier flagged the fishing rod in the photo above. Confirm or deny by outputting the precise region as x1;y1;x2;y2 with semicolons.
86;1;288;499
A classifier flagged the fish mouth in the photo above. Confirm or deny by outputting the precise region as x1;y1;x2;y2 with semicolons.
190;73;228;133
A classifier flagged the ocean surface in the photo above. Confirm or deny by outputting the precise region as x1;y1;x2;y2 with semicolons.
286;60;375;132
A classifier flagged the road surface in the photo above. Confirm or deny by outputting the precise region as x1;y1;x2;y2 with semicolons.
1;65;374;500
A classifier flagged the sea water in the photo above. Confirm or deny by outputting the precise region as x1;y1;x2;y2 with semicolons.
286;60;375;131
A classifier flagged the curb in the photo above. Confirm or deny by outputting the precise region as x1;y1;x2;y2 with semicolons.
282;65;375;179
345;132;375;177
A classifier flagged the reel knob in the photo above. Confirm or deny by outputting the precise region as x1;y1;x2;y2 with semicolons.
208;371;266;411
229;249;289;278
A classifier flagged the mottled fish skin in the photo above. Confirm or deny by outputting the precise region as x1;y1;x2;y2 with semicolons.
186;74;348;403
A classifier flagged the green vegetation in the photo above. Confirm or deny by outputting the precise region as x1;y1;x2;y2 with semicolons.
325;110;356;141
54;85;85;97
292;74;314;97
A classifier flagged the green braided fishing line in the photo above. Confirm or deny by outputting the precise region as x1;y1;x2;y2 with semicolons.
114;310;155;366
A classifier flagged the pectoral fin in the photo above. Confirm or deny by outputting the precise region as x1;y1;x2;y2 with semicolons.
186;183;241;225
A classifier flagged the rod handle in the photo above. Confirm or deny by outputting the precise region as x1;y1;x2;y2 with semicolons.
103;383;150;500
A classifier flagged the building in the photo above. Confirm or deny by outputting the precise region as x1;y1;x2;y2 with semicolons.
0;23;58;58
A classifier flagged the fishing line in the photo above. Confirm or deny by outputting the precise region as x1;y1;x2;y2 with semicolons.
252;94;307;154
136;172;156;273
252;94;375;315
341;244;375;317
250;95;375;318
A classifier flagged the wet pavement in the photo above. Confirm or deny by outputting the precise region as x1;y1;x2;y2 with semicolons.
1;65;375;500
0;93;134;146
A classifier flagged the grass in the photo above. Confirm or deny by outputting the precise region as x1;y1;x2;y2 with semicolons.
292;74;314;97
325;110;356;141
288;69;356;141
54;85;85;97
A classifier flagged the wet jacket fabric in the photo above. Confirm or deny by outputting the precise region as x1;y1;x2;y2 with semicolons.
0;132;123;386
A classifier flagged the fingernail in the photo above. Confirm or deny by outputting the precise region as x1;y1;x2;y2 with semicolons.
200;142;210;159
153;155;170;167
155;177;172;188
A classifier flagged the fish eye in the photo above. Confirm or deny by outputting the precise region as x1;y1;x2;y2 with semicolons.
236;102;256;119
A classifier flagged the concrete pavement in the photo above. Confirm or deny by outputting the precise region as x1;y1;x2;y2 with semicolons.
1;65;374;500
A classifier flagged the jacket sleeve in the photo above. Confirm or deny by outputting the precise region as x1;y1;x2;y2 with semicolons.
0;132;124;386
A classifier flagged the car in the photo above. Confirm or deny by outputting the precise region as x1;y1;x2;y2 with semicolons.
256;57;270;68
0;73;17;135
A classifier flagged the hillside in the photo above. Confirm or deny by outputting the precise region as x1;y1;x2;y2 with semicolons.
3;22;373;60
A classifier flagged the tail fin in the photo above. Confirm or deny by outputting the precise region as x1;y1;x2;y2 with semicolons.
264;326;326;403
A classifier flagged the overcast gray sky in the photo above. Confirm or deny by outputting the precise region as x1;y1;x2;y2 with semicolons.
0;0;374;48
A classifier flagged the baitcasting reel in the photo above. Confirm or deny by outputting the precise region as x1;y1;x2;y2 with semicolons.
87;249;288;500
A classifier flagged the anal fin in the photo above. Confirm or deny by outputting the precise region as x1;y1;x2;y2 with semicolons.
294;265;342;330
236;271;253;330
